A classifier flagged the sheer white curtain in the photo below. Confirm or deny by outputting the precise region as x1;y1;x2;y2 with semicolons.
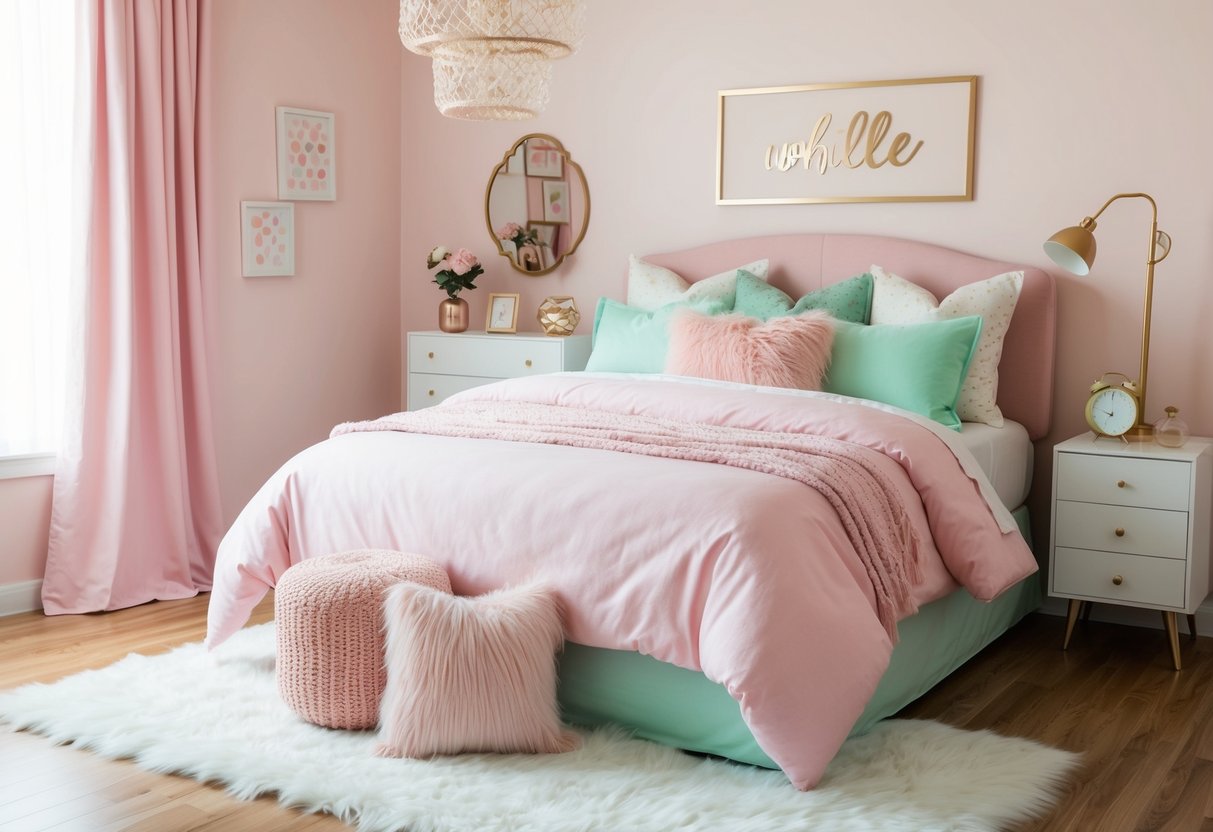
0;0;77;457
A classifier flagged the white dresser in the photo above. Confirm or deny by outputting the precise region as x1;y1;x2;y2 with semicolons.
1049;433;1213;669
407;330;592;410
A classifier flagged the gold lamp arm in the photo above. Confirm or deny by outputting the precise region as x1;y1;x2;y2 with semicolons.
1083;192;1170;436
1089;192;1156;223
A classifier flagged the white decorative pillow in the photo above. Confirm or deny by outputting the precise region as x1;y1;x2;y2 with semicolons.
870;265;1024;427
626;255;769;311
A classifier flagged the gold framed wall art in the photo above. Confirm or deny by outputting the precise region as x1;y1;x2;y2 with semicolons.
716;76;977;205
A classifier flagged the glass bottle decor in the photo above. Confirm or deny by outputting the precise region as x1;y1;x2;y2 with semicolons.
1154;406;1190;448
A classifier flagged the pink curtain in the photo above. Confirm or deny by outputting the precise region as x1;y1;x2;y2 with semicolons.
42;0;222;613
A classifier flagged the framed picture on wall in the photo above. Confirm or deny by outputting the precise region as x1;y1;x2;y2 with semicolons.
240;201;295;277
716;76;977;204
276;106;336;201
542;180;569;223
524;139;563;177
486;293;521;333
527;221;558;248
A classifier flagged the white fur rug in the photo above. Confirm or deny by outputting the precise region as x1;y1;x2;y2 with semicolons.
0;624;1077;832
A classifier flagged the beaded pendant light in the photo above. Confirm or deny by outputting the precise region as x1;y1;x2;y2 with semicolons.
399;0;585;120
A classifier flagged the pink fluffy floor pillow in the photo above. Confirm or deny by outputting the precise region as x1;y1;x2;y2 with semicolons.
275;549;452;730
666;308;835;390
376;582;580;758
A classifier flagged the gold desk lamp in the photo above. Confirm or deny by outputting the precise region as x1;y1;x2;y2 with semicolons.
1044;193;1173;438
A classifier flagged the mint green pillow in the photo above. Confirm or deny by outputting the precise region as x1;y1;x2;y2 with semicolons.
587;297;727;373
733;269;873;323
823;317;983;430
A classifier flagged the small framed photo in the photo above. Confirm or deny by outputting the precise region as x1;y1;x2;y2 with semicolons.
524;138;563;178
527;221;558;248
276;106;336;201
240;201;295;277
486;292;521;333
542;179;569;223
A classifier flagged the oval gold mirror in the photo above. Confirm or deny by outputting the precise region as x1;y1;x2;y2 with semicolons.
485;134;589;276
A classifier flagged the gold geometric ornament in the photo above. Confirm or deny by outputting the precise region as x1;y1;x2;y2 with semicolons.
536;295;580;336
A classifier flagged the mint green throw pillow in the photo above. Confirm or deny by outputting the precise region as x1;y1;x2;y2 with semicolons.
587;297;727;373
823;316;983;430
733;270;873;323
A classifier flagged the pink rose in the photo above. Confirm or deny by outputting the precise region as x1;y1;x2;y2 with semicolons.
496;222;523;241
447;247;479;276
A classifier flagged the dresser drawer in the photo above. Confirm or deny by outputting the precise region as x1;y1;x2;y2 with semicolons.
1056;452;1190;510
1052;547;1185;608
407;373;499;410
409;334;563;377
1054;500;1189;560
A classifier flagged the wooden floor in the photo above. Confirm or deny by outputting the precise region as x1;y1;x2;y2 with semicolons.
1;598;1212;832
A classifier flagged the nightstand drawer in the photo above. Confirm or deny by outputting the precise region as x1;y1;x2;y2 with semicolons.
1056;453;1190;510
407;373;499;410
410;334;562;377
1053;547;1185;608
1054;500;1189;560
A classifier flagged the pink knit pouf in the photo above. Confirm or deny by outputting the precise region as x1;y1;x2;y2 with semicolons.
274;549;452;730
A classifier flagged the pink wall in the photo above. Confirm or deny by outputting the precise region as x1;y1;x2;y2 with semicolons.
0;476;52;584
203;0;403;522
398;1;1213;545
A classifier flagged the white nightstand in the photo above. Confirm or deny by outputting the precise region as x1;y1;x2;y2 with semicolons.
1050;433;1213;669
407;330;591;410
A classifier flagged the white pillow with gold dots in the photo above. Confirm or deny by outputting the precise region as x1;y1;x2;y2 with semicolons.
625;255;769;312
870;264;1024;427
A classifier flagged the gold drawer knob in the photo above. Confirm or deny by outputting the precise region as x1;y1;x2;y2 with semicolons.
428;351;435;359
1117;480;1126;488
1114;527;1125;537
427;389;435;397
525;359;533;368
1112;574;1124;586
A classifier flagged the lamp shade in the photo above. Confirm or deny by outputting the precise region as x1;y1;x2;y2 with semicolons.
1043;224;1097;276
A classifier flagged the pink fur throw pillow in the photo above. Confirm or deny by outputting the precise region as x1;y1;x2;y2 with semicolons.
665;308;835;390
376;582;580;758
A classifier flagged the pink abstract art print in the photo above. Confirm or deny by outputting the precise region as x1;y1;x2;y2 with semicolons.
276;106;336;201
240;201;295;277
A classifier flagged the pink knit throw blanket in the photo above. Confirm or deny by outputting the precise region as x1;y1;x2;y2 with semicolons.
333;401;922;638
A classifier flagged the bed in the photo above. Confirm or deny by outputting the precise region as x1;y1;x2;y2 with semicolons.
206;233;1056;789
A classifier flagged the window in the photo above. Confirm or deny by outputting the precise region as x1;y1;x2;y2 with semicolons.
0;0;77;469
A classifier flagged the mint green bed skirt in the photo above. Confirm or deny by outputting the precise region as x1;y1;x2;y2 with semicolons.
556;505;1042;769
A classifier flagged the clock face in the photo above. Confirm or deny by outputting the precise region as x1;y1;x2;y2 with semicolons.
1087;387;1138;436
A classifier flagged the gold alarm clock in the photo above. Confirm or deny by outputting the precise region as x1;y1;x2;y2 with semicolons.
1085;372;1140;439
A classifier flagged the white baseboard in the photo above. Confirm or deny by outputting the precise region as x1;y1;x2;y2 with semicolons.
1039;595;1213;635
0;580;43;616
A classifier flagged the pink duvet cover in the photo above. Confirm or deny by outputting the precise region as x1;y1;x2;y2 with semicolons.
206;374;1036;789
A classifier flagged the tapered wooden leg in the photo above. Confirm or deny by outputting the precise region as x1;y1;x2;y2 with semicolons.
1081;600;1092;623
1162;611;1182;671
1186;613;1197;641
1063;599;1083;650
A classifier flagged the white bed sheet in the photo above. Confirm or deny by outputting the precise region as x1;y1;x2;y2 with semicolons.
958;420;1033;509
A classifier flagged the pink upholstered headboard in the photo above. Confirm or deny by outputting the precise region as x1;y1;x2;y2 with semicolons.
640;234;1056;440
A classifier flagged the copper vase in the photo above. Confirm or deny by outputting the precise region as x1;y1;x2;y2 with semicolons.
438;297;469;333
